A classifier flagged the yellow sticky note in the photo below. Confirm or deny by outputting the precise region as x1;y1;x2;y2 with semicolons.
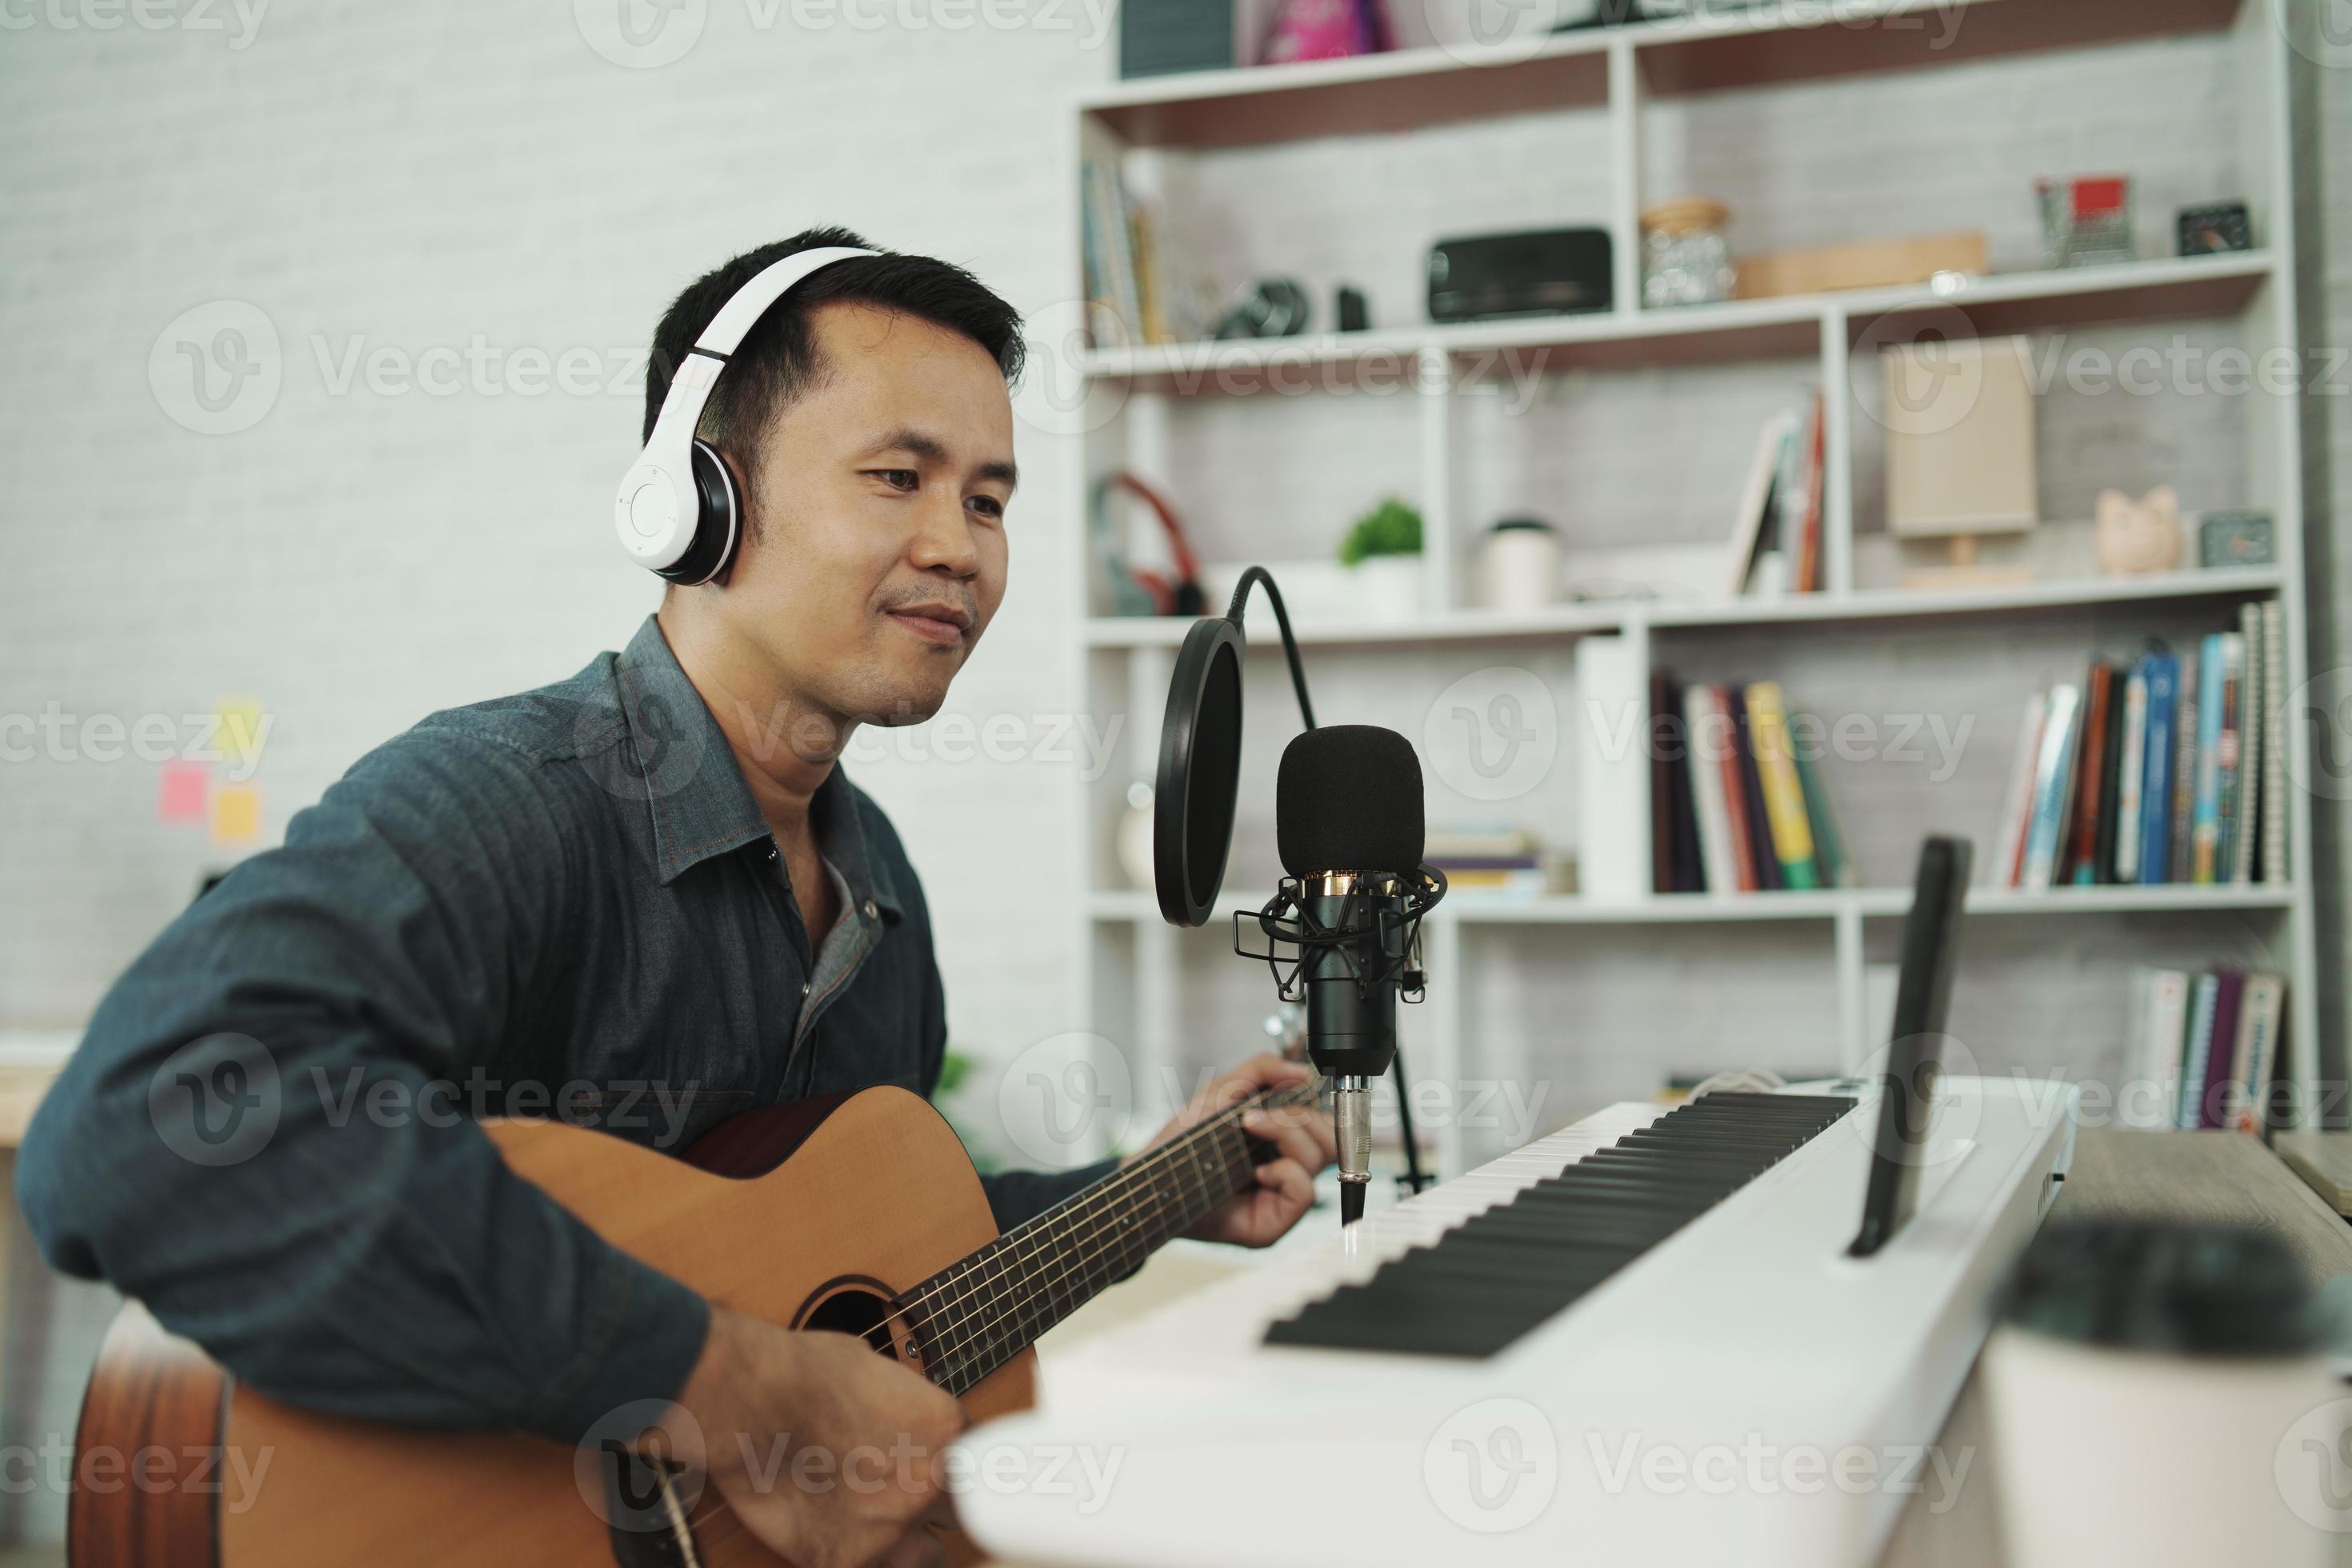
211;785;262;845
215;698;266;770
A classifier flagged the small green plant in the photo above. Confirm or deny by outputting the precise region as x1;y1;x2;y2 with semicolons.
1338;496;1424;566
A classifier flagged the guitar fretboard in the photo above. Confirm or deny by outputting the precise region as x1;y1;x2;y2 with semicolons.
894;1080;1318;1397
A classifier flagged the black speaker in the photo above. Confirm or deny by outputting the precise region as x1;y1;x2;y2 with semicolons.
1427;229;1614;322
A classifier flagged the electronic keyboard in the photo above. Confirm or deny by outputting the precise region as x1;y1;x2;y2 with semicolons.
954;1075;2075;1568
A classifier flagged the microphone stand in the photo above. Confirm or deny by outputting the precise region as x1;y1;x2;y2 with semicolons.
1222;566;1430;1210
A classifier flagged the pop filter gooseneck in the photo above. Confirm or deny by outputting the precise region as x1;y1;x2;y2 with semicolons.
1149;566;1429;1204
1151;566;1314;928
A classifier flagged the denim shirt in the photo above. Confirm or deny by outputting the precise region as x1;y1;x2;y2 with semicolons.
17;615;1110;1443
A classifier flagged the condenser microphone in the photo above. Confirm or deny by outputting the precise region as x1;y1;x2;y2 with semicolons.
1255;726;1446;1226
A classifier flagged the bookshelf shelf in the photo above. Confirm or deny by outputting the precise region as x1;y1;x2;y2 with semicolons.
1078;254;2277;386
1082;567;2286;649
1079;0;2242;148
1086;884;2293;926
1069;0;2323;1159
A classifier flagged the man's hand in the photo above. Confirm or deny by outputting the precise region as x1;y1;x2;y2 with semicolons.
1126;1054;1337;1247
643;1306;966;1568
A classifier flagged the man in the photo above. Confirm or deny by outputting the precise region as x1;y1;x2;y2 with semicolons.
18;230;1334;1568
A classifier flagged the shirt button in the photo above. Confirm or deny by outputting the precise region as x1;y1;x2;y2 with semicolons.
800;982;811;997
862;900;878;920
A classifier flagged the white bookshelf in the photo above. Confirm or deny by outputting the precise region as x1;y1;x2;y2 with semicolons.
1065;0;2321;1166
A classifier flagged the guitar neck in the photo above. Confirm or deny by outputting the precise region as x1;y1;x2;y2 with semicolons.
894;1078;1319;1397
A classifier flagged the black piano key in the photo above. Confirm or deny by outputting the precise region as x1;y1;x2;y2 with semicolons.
1265;1092;1854;1358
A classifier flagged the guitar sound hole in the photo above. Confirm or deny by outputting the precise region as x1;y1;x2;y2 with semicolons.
800;1285;901;1358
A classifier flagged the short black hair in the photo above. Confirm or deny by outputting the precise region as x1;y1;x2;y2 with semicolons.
641;227;1025;484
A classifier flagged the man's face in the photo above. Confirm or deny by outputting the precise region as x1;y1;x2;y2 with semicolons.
719;300;1014;740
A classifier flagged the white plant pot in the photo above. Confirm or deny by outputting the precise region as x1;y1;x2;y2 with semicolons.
1347;555;1425;623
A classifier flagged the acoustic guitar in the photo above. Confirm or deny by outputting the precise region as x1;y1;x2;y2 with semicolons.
71;1075;1314;1567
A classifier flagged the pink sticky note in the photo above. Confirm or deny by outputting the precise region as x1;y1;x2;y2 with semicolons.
159;762;209;824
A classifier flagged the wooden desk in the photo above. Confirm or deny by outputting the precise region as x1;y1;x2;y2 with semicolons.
1876;1128;2352;1567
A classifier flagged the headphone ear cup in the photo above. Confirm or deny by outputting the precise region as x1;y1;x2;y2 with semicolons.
658;440;742;584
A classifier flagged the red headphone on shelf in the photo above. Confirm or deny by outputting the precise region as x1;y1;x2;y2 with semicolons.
1090;471;1206;617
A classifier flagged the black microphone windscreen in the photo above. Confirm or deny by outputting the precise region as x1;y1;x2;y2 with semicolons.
1276;726;1426;878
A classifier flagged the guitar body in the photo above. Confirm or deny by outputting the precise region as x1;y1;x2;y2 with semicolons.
71;1086;1031;1568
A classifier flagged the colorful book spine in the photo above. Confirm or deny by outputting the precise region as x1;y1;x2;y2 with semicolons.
2199;968;2246;1130
2234;603;2263;886
2176;971;2219;1128
2230;972;2286;1134
2190;634;2226;884
2021;683;2082;891
1684;686;1740;896
2214;633;2246;882
1993;694;2046;888
2066;664;2113;885
2114;665;2149;883
1730;687;1782;891
2136;649;2178;885
1791;736;1850;889
2262;602;2288;882
1711;686;1760;893
2170;645;2199;885
2130;967;2190;1130
1745;683;1819;890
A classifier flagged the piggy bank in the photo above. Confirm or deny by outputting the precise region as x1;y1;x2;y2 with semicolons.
2094;486;2184;575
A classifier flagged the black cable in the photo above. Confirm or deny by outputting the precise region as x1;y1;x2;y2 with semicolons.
1226;565;1316;731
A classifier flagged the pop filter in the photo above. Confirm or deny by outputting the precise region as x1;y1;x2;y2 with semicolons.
1150;566;1316;928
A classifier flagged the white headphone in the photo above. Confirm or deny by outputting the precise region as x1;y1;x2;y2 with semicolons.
614;245;878;584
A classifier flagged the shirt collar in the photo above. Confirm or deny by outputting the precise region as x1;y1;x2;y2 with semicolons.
613;615;902;919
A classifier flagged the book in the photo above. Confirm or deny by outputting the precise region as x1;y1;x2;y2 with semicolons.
1708;686;1761;893
2170;643;2199;885
1791;736;1851;889
1788;391;1826;594
2199;969;2246;1130
2126;967;2190;1130
2114;663;2149;883
2190;634;2226;883
2214;632;2246;882
1726;412;1796;598
1745;683;1820;890
2135;648;2179;885
2262;602;2288;883
1684;687;1742;895
2020;683;2082;890
2066;662;2113;885
1729;686;1783;890
1991;694;2047;887
1577;636;1650;902
2176;971;2219;1128
2234;602;2263;885
2230;972;2286;1134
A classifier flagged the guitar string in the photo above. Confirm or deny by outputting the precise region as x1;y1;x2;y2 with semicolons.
898;1077;1310;1363
904;1086;1308;1387
915;1110;1270;1389
891;1078;1313;1332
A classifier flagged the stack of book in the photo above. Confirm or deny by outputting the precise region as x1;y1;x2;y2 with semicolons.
1726;390;1825;598
1651;675;1853;894
1990;602;2289;889
1079;160;1170;346
2122;966;2288;1132
1426;826;1553;896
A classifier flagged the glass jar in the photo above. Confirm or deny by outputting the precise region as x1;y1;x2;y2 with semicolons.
1640;198;1736;309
